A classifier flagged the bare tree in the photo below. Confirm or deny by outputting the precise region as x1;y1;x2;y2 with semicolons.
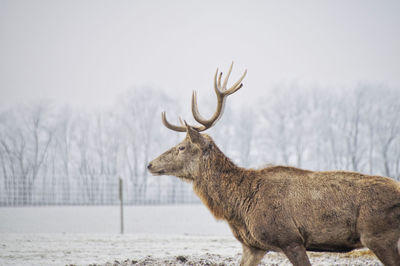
118;86;178;203
0;102;55;204
53;106;75;202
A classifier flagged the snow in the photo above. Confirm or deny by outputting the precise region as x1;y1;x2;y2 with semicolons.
0;233;383;266
0;205;383;265
0;205;231;234
0;233;240;266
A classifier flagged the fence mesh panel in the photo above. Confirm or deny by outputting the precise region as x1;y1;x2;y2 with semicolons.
0;175;200;206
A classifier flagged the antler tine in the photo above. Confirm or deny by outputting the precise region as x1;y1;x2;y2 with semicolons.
214;68;219;95
191;91;208;125
221;61;234;91
223;68;247;96
217;72;223;92
161;112;187;132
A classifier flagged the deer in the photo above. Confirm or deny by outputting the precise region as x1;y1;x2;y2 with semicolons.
147;63;400;266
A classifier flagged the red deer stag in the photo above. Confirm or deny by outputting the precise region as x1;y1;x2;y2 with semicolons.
147;63;400;266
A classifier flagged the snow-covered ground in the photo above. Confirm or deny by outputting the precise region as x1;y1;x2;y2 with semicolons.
0;205;382;265
0;233;383;266
0;205;231;234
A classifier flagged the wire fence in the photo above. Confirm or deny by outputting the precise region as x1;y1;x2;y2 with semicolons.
0;175;201;207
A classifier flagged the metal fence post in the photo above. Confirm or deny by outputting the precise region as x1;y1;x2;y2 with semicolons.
119;177;124;234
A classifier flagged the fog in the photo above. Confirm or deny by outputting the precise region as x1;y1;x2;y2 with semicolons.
1;0;399;110
0;1;400;206
1;85;399;206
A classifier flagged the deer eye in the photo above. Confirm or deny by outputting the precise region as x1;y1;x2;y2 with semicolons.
178;146;185;151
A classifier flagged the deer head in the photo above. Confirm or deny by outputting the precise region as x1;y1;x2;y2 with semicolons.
147;62;246;180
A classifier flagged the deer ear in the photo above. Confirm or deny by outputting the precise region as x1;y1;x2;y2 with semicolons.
186;126;205;145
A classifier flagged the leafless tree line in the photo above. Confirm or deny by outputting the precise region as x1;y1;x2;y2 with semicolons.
0;84;399;205
246;84;400;179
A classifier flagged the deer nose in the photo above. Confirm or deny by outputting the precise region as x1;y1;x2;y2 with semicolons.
147;163;152;170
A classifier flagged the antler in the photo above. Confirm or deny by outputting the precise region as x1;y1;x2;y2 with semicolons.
162;62;247;132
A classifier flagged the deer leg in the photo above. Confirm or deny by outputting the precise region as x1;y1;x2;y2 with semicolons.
239;244;266;266
282;243;311;266
366;244;400;266
362;235;400;266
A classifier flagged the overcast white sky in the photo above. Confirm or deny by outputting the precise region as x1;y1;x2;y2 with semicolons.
0;0;399;110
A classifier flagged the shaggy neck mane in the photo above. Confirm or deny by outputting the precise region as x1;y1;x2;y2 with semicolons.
193;142;250;221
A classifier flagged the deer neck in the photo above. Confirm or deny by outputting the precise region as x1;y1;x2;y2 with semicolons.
193;144;248;221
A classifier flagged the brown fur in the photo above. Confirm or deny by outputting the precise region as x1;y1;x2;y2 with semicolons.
148;127;400;266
